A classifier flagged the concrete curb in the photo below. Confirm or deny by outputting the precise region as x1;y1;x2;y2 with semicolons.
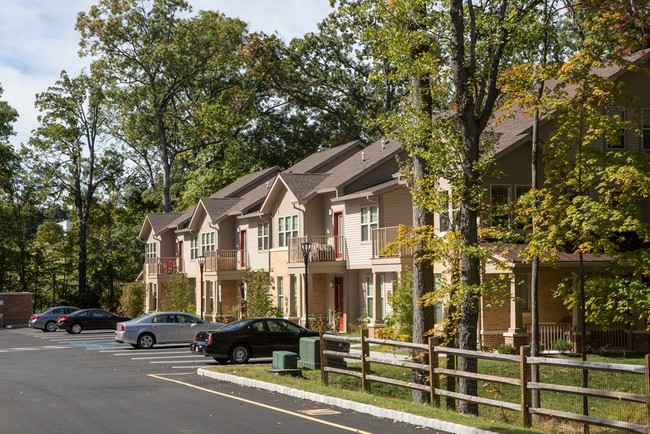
197;368;497;434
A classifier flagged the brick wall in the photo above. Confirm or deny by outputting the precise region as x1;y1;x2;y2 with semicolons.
0;292;33;326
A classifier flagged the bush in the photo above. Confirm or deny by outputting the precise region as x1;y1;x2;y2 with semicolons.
496;344;516;354
118;282;145;317
552;339;571;353
161;274;194;313
243;269;282;318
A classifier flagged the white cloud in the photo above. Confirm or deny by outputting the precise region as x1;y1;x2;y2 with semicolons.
0;0;333;147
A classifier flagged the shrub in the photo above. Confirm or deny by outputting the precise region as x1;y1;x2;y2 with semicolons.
160;274;194;313
243;269;282;318
118;282;145;317
496;344;516;354
552;339;571;353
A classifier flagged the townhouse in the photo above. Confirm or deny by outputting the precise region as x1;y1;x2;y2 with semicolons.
138;50;650;351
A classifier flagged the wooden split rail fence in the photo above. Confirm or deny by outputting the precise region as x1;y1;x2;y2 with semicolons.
320;329;650;433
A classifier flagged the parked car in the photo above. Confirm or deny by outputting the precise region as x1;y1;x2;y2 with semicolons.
190;317;318;364
114;312;223;349
28;306;80;332
56;308;130;334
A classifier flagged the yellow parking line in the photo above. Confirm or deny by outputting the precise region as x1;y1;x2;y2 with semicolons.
148;374;372;434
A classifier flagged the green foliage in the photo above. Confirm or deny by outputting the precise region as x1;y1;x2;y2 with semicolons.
387;270;413;340
160;274;194;313
118;282;146;318
243;269;282;318
496;344;516;355
551;339;571;353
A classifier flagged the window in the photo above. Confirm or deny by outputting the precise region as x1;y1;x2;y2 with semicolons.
361;206;378;241
201;232;215;254
378;274;385;320
277;277;285;313
515;275;529;311
290;275;297;316
145;242;157;259
439;191;451;232
207;281;214;313
278;215;298;247
605;107;625;149
190;237;198;260
490;185;511;227
365;275;374;318
257;223;269;251
642;109;650;151
514;185;531;229
433;274;444;325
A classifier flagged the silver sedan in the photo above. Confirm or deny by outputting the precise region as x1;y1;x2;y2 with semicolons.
114;312;223;349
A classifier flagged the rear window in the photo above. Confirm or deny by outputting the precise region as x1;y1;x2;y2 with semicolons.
218;321;248;332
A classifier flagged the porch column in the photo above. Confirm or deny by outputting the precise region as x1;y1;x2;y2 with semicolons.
504;276;527;348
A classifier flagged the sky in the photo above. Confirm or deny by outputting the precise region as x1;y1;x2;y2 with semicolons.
0;0;334;147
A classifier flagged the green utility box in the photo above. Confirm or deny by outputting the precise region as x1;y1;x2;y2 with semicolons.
298;336;351;370
272;351;298;370
298;337;320;369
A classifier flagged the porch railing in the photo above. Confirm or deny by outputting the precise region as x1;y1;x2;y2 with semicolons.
527;322;573;350
204;249;248;272
288;236;345;263
372;226;413;259
145;257;183;275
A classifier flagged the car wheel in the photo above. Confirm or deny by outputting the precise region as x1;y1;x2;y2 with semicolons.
229;344;251;364
45;321;57;332
71;323;83;334
137;333;155;349
212;357;228;364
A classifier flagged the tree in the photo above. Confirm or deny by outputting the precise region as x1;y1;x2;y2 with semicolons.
26;71;122;306
243;269;282;318
160;273;194;312
119;282;146;317
77;0;259;213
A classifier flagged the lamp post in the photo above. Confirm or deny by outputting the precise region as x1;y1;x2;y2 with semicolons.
300;241;312;329
197;255;206;318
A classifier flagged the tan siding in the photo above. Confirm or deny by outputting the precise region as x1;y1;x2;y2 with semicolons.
344;200;373;269
381;187;412;227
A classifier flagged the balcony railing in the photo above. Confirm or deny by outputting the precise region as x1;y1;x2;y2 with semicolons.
288;236;345;263
145;257;183;275
204;249;248;272
372;226;413;259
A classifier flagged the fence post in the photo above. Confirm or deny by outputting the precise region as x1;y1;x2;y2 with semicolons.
645;354;650;434
320;329;328;385
361;328;370;392
429;336;439;407
520;345;532;428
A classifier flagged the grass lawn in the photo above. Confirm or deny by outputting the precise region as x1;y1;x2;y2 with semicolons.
205;352;647;434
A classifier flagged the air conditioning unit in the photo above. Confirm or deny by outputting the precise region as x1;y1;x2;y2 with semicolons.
272;351;298;370
298;337;320;369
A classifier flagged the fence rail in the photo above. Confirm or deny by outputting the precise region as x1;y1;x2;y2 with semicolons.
319;331;650;433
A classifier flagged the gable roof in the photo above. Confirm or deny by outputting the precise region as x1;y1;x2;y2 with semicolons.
210;166;281;199
137;212;183;240
284;140;366;174
492;49;650;158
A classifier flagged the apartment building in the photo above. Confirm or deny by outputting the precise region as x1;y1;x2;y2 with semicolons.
138;50;650;351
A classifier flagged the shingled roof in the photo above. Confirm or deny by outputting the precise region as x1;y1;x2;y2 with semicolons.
492;49;650;157
284;140;365;174
138;212;183;240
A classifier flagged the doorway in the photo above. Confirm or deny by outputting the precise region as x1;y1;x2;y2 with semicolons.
334;277;344;331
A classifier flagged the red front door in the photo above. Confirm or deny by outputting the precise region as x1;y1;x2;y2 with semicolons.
334;277;344;331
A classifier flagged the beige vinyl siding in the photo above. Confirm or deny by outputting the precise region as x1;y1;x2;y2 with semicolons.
246;218;271;271
272;188;299;249
344;159;400;194
344;200;374;269
381;188;412;227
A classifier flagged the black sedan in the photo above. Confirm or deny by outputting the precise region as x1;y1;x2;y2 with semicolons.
56;308;131;334
190;317;318;364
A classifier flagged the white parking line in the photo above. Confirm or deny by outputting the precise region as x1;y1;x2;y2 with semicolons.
131;355;203;360
0;346;70;353
149;359;207;364
112;350;190;356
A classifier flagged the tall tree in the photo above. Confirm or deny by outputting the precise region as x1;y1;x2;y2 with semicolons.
77;0;258;213
26;71;122;306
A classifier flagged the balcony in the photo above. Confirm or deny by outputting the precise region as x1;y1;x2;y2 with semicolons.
145;257;183;275
204;249;248;272
372;226;413;259
288;236;345;263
